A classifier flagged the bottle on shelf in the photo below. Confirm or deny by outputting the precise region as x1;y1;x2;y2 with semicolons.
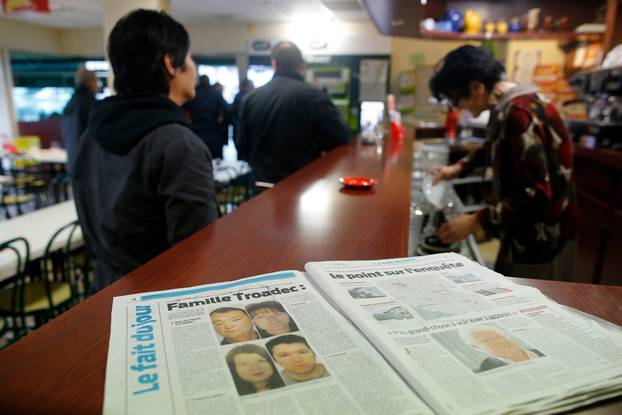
387;94;405;141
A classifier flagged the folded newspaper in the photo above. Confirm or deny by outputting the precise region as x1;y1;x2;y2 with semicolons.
104;253;622;415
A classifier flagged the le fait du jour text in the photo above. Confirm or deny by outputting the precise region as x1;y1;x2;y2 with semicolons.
166;285;307;311
130;305;160;396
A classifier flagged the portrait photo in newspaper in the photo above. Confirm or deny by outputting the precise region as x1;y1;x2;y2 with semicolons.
210;307;260;345
471;286;513;296
347;286;386;299
373;305;415;322
445;274;483;284
430;323;545;373
245;301;299;338
225;344;286;395
265;334;331;385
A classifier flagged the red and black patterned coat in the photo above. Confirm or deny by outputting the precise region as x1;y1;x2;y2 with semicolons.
461;92;577;263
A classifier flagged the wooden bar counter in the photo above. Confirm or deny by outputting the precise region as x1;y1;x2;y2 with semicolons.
0;136;621;414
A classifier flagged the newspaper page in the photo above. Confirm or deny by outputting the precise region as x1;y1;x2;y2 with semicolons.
103;270;433;415
305;253;622;415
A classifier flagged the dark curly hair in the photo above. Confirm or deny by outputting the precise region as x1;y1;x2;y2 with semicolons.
429;45;505;106
107;9;190;96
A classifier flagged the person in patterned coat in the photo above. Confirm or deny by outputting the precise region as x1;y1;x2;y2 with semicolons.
428;45;576;279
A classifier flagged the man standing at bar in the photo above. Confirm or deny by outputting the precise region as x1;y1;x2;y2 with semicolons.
238;41;350;185
184;75;229;159
62;67;98;175
73;9;219;290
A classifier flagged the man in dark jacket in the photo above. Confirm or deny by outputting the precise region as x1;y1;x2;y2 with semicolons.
231;78;254;153
183;75;229;159
73;9;219;290
238;41;350;184
62;68;98;174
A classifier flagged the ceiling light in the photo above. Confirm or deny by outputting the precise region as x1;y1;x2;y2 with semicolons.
85;61;109;71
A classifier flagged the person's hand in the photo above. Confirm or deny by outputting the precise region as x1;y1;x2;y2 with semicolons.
427;164;462;185
437;214;480;243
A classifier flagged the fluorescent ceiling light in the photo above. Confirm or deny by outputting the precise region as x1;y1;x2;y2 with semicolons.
84;60;109;71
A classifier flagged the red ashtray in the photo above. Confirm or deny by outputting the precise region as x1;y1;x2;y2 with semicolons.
339;176;377;189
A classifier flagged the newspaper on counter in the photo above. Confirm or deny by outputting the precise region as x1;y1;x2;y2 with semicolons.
103;270;433;415
104;253;622;415
305;253;622;414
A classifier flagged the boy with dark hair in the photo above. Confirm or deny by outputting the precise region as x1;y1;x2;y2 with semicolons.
73;9;219;290
428;45;576;279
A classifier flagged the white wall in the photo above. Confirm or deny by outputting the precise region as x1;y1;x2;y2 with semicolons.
504;39;566;80
390;36;567;84
0;17;60;54
0;50;17;140
0;17;389;131
58;20;391;57
0;18;390;58
247;20;390;56
59;28;105;56
186;23;246;55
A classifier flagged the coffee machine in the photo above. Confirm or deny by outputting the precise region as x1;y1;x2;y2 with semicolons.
568;66;622;148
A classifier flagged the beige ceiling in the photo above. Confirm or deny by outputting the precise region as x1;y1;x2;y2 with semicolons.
0;0;369;28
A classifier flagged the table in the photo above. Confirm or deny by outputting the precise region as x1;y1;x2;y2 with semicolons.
25;148;68;164
22;148;249;177
17;149;247;184
0;200;81;280
0;136;619;414
0;175;12;185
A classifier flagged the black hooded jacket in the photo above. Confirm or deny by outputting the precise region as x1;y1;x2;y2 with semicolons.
62;85;96;174
72;95;219;290
238;72;350;183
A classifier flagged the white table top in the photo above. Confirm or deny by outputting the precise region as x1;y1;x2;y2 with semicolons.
0;201;81;281
25;148;68;164
0;175;12;185
213;159;250;184
11;151;246;180
0;160;250;281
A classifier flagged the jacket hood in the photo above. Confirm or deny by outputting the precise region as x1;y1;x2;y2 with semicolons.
88;94;190;155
